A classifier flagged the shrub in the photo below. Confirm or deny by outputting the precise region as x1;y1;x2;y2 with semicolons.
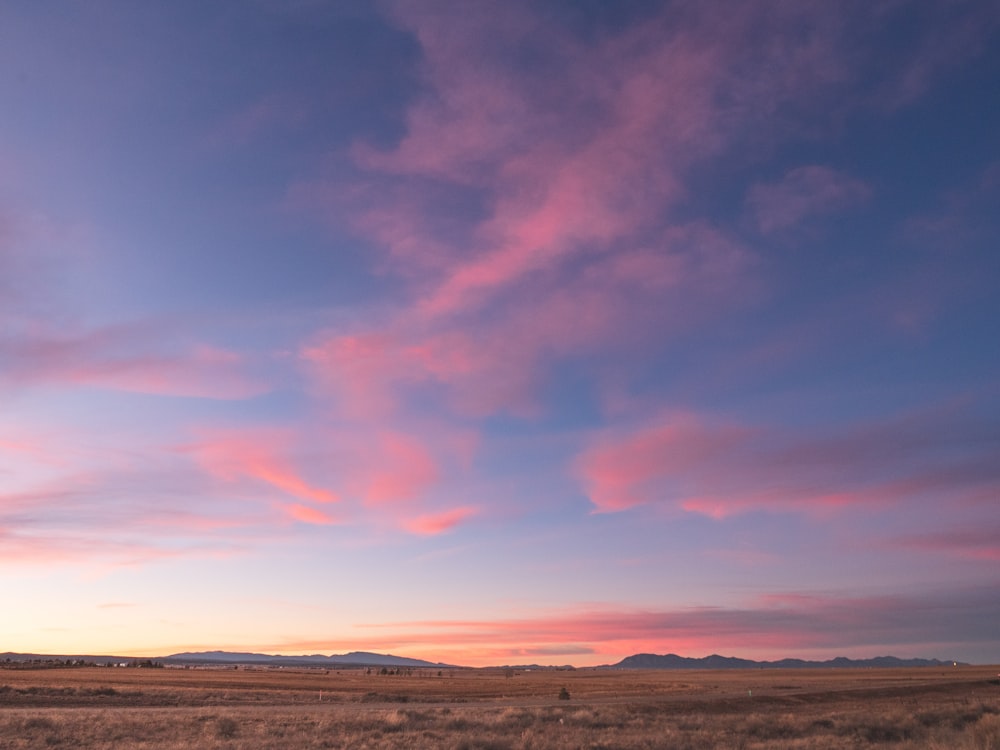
454;740;513;750
216;717;238;738
23;717;57;731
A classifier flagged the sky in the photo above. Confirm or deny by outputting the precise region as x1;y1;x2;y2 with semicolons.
1;1;999;668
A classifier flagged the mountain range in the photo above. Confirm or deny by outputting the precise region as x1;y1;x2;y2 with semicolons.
609;653;963;669
163;650;451;668
2;650;966;670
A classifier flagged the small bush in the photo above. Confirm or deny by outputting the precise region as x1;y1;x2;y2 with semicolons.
23;717;57;731
858;720;913;743
558;687;570;700
216;717;238;738
454;740;514;750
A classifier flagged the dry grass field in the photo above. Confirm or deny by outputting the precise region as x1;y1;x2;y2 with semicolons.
1;663;998;748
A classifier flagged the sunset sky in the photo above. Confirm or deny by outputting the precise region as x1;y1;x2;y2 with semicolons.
2;1;999;667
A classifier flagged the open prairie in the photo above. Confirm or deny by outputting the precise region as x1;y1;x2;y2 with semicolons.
1;664;998;748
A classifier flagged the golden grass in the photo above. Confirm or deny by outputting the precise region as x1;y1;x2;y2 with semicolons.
1;665;998;748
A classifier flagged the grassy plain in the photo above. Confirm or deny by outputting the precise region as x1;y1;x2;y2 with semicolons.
1;663;998;748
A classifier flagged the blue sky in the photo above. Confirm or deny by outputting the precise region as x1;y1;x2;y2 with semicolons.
1;0;999;666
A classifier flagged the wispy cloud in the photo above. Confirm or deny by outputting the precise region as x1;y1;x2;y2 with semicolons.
185;422;478;536
300;231;751;421
283;503;338;526
293;1;976;431
746;165;871;234
404;506;476;536
189;428;339;505
894;524;1000;561
870;2;1000;110
0;431;285;568
576;404;1000;518
1;324;269;400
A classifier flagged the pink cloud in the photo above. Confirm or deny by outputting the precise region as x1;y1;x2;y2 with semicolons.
0;418;404;567
362;432;439;505
576;405;1000;518
302;222;753;420
0;435;54;465
404;506;476;536
0;200;269;403
894;525;1000;562
0;528;189;568
679;489;888;521
186;421;480;536
362;4;733;321
577;415;751;513
294;3;830;423
283;503;337;526
190;429;339;504
328;426;481;535
286;8;899;453
285;2;1000;549
0;473;273;569
300;331;405;418
2;325;269;400
304;321;560;418
0;422;468;569
746;165;871;233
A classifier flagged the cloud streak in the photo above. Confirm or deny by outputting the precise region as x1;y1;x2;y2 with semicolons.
1;324;268;400
747;165;871;234
894;525;1000;561
577;404;1000;518
404;506;476;536
190;429;339;505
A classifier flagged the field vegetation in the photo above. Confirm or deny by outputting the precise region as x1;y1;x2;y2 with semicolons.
1;664;998;748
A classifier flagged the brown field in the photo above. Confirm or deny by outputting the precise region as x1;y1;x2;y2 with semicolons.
1;663;998;748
